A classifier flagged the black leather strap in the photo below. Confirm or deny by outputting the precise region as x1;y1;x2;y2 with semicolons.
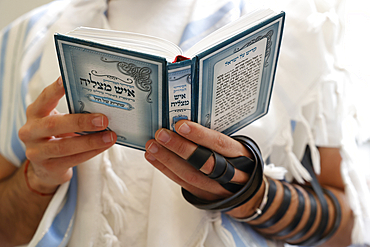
316;188;341;245
227;156;255;174
186;145;213;170
294;146;329;246
286;189;317;242
254;183;291;229
208;152;228;179
213;161;235;184
239;177;276;222
220;182;245;194
287;147;342;245
182;135;264;212
272;186;305;237
187;143;254;193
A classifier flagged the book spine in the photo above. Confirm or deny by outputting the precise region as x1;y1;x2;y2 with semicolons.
167;59;193;131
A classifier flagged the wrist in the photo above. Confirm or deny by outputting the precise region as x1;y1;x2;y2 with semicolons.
227;175;267;219
24;160;58;196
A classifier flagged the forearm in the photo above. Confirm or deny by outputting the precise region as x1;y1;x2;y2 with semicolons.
229;147;352;246
319;185;353;247
233;178;352;246
0;161;54;246
144;122;353;245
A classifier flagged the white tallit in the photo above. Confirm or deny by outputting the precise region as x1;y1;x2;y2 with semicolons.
1;0;369;246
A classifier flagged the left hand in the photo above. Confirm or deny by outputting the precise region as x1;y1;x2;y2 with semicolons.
145;120;264;217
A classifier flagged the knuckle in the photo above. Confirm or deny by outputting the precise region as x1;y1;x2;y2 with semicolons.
42;141;63;157
76;115;86;130
184;172;200;185
26;103;34;118
44;116;57;132
53;141;65;156
18;125;30;142
160;153;172;166
195;129;206;140
86;134;98;149
25;149;39;161
213;135;228;150
176;141;189;157
42;143;54;157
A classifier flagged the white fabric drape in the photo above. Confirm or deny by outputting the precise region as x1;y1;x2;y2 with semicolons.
1;0;369;246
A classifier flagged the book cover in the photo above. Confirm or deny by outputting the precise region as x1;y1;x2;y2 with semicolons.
55;9;285;150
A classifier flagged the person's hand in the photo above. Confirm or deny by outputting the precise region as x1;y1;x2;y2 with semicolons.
144;120;265;218
18;77;117;193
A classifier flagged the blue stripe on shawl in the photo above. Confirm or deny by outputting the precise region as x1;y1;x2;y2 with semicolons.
291;120;297;132
221;214;246;246
24;7;49;42
238;0;245;12
2;3;76;247
10;54;43;162
179;1;236;48
36;167;78;247
21;54;42;110
10;128;26;163
221;214;269;247
0;26;10;126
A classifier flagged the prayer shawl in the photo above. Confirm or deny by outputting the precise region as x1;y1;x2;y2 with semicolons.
0;0;369;246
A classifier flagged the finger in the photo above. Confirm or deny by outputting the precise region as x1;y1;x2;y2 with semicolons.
28;113;109;139
47;146;113;172
33;146;113;186
26;131;117;161
27;77;65;118
145;139;231;197
154;128;249;184
175;120;251;158
144;152;222;201
154;128;210;172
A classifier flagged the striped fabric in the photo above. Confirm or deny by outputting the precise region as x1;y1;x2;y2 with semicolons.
2;0;367;246
179;0;245;51
0;1;270;246
0;1;78;247
0;0;69;167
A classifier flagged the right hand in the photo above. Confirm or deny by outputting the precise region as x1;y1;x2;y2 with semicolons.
18;77;117;193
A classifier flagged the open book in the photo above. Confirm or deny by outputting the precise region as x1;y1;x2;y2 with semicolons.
55;9;285;150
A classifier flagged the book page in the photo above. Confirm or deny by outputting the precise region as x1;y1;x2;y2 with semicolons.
67;27;182;62
197;15;284;135
211;39;266;132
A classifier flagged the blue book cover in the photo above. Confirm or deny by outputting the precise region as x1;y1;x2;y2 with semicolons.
55;9;285;150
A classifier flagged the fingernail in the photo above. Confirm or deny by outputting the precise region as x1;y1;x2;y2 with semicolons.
147;142;158;154
157;129;170;144
178;122;191;135
102;132;113;143
57;77;63;86
92;116;104;128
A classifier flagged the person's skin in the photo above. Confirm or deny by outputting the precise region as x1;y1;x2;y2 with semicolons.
0;77;352;246
0;77;117;246
144;122;353;246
